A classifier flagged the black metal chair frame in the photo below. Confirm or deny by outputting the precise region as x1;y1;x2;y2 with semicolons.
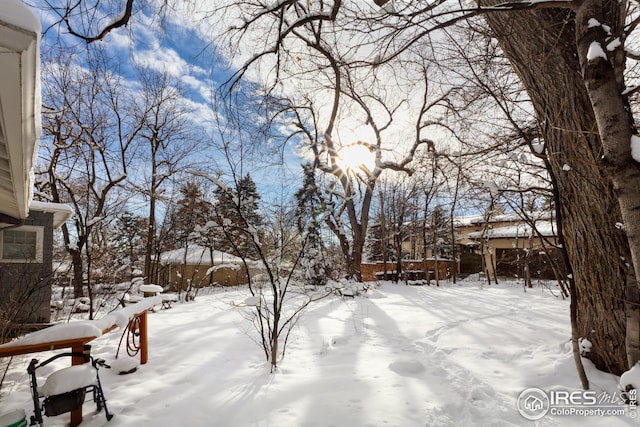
27;352;113;426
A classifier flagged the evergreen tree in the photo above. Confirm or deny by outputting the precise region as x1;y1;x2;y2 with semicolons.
108;211;147;280
429;205;450;258
213;173;263;259
294;163;323;232
168;182;213;249
294;164;329;287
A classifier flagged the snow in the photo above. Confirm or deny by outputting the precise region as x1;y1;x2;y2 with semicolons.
468;221;556;239
587;42;607;61
0;298;162;349
631;135;640;163
86;216;105;227
205;263;240;276
0;322;103;348
243;295;261;306
0;409;26;426
138;284;163;294
161;293;178;303
482;180;499;197
0;280;635;425
40;365;97;396
158;245;244;265
454;211;552;227
587;18;601;28
109;357;139;375
531;141;545;154
607;38;622;51
620;364;640;391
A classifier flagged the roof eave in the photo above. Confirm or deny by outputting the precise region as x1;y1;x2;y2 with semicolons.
0;16;40;221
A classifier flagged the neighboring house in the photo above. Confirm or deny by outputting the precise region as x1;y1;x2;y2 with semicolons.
466;216;562;280
397;211;561;280
154;245;250;289
0;4;73;325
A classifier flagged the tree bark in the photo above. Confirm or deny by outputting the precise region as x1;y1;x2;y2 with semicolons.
574;0;640;369
480;7;631;374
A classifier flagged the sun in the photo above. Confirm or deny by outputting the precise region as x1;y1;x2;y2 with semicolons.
336;143;376;173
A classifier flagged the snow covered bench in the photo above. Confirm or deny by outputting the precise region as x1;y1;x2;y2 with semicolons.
161;293;178;309
136;284;177;310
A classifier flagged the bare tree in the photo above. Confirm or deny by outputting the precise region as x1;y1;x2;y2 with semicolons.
130;69;199;284
192;166;331;372
37;47;141;318
36;0;640;375
216;4;455;279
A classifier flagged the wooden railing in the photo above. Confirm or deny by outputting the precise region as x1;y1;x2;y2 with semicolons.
0;297;161;426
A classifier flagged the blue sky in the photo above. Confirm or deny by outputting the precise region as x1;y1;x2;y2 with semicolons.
29;0;306;205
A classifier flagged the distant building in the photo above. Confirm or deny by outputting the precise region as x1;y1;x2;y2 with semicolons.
154;245;250;289
464;213;562;280
395;212;562;280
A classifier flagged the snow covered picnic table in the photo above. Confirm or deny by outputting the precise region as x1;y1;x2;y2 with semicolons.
124;284;177;309
139;284;163;296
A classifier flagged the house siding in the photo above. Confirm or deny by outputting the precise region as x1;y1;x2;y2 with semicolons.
0;210;53;323
159;263;250;290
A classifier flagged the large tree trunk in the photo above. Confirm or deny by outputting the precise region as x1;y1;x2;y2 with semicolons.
574;0;640;369
481;8;632;374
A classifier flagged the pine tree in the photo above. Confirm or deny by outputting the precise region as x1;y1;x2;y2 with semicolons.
213;173;263;259
429;205;450;258
294;163;323;232
168;182;213;249
109;211;147;280
294;164;329;287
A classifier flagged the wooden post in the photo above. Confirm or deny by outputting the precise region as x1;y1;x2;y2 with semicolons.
0;304;153;427
69;344;91;426
138;311;148;364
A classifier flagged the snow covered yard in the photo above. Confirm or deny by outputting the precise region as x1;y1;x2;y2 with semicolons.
1;279;636;426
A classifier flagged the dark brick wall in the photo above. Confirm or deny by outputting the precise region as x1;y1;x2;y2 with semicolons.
0;210;54;323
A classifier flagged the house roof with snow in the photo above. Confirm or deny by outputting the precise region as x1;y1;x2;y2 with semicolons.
158;246;244;266
0;2;41;225
468;221;557;240
453;211;553;227
30;200;73;229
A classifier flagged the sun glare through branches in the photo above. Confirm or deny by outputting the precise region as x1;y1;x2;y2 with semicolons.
336;142;376;173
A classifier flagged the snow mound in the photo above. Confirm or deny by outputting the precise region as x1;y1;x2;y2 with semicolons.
319;336;351;355
244;295;261;306
110;356;140;375
620;363;640;391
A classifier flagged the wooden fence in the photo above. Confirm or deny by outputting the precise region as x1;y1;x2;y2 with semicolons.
361;259;456;282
